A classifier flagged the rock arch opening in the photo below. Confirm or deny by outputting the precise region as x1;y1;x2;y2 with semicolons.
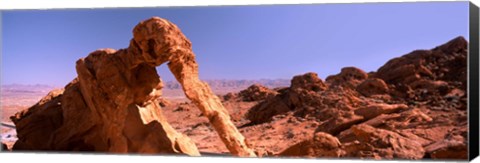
10;17;256;157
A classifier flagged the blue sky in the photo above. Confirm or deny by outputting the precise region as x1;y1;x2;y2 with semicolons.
1;2;469;86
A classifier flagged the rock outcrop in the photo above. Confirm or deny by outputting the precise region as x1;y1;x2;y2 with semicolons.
240;84;278;101
224;84;278;102
11;88;65;151
326;67;368;89
11;17;255;157
278;132;345;158
353;104;407;120
375;36;467;101
425;128;468;159
245;73;329;124
247;36;468;160
291;72;327;92
356;78;389;97
344;124;425;159
425;139;468;159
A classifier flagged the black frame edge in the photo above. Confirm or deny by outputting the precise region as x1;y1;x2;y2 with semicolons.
469;1;480;161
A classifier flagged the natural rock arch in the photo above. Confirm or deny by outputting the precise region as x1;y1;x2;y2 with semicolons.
11;17;256;157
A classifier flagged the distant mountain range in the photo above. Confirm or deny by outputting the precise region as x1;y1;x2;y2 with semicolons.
163;79;290;90
1;84;55;93
1;79;291;92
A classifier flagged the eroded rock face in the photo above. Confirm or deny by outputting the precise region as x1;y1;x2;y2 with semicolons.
237;84;278;102
246;36;468;160
245;89;291;124
11;88;64;150
326;67;368;89
354;104;408;120
376;36;467;101
426;139;467;159
11;17;255;157
356;78;389;97
291;72;327;92
246;73;331;124
278;132;345;158
425;128;468;159
345;124;425;159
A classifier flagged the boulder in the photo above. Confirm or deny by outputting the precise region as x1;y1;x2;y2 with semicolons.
238;84;278;102
246;94;291;124
278;132;345;157
326;67;368;89
344;124;425;159
354;103;408;120
315;111;364;135
425;127;468;159
356;78;389;97
337;108;434;144
425;140;467;159
315;98;408;137
291;72;327;92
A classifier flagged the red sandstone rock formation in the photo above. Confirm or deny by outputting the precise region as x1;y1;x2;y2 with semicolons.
326;67;368;89
354;104;408;120
246;72;331;124
247;36;467;160
344;124;425;159
375;37;467;101
225;84;278;102
278;132;345;158
240;84;278;102
424;127;468;159
11;88;64;151
356;78;389;97
291;72;327;92
11;17;255;157
7;17;467;160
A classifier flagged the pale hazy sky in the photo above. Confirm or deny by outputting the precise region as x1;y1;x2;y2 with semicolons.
1;2;469;86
